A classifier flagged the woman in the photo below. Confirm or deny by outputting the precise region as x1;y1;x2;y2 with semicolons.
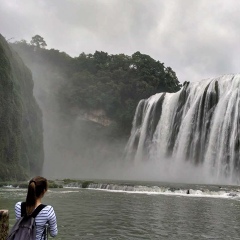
15;176;58;239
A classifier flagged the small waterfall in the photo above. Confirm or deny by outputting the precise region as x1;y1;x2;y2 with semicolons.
125;74;240;184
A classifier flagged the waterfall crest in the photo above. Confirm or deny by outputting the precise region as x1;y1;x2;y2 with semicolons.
125;74;240;184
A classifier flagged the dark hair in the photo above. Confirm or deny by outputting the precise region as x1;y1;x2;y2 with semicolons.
25;176;48;215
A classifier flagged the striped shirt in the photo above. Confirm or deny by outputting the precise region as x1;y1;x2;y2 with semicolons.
15;202;58;239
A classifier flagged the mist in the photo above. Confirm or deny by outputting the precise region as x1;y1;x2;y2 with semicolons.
29;62;239;185
110;157;233;185
27;61;202;184
10;40;239;186
25;59;128;181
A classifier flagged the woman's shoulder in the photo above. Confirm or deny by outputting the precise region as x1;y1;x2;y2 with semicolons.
15;201;22;209
39;204;56;218
42;204;53;210
15;202;54;211
41;204;55;213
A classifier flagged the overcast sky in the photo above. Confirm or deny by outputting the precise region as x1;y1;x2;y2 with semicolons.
1;0;239;83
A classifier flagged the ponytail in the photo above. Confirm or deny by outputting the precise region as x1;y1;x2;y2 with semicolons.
25;176;48;215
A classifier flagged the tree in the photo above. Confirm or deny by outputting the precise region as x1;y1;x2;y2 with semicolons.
30;35;47;49
10;43;181;134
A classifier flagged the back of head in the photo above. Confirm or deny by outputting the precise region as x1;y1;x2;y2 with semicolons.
25;176;48;215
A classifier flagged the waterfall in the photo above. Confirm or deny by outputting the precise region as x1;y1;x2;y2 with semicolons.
125;74;240;184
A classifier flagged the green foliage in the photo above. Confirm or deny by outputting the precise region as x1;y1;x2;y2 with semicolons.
82;181;94;188
63;178;79;184
48;180;63;188
62;179;94;188
0;34;44;181
11;38;181;135
59;50;181;133
30;35;47;49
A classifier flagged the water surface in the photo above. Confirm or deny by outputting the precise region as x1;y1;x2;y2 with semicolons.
1;184;240;239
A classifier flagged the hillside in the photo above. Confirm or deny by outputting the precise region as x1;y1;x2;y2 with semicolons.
0;35;43;181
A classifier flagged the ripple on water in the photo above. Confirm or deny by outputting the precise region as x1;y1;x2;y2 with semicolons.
2;187;240;239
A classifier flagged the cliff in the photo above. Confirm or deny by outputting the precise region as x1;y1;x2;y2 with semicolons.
0;35;44;181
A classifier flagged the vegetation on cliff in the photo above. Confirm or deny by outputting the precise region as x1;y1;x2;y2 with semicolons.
11;36;181;134
0;35;44;181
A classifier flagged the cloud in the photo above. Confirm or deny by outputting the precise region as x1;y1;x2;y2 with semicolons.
0;0;239;82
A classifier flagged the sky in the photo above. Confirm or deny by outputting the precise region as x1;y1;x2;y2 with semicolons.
0;0;239;83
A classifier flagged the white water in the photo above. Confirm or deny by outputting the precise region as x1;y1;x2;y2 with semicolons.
125;74;240;184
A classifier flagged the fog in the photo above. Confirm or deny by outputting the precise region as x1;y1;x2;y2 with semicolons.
13;45;237;185
27;61;236;185
111;157;233;185
29;61;206;184
25;59;128;181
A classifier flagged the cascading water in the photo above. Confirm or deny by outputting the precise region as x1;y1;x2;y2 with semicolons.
125;74;240;184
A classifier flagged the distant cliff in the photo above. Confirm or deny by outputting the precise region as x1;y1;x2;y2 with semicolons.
0;35;44;181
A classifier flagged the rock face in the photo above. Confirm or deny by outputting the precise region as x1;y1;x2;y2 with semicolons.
0;35;44;181
83;109;112;126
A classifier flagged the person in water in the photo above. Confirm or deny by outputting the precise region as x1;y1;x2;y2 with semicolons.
15;176;58;239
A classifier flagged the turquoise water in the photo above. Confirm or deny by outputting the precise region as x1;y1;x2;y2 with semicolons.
1;184;240;239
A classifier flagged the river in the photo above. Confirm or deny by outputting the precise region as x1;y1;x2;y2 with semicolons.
1;181;240;239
